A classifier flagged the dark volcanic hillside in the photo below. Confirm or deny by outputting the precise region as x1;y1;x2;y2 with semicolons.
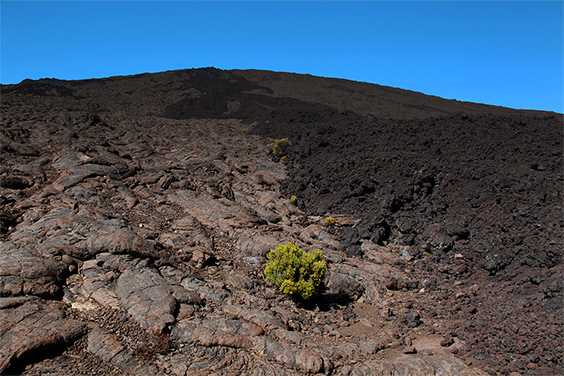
1;68;562;375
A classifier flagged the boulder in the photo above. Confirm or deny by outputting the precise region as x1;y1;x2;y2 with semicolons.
86;225;157;258
117;268;199;332
323;270;365;303
0;243;67;299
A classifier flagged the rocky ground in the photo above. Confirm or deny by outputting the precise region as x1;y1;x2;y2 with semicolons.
0;68;562;375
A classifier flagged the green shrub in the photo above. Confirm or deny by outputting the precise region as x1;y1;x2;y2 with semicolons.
324;216;335;226
264;242;326;301
290;195;298;205
272;138;291;158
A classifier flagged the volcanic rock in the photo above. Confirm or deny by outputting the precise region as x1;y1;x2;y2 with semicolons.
0;68;561;375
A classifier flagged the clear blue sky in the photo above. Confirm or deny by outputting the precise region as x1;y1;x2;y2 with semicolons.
1;1;563;113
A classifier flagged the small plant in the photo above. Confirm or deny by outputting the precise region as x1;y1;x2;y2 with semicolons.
264;242;326;301
237;128;248;135
280;156;287;162
272;138;291;159
290;195;298;205
324;216;335;226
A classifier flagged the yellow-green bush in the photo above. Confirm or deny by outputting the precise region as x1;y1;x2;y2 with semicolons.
324;216;335;226
272;138;291;158
264;242;326;301
290;195;298;205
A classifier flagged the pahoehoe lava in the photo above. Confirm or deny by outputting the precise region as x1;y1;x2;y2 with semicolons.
1;67;562;375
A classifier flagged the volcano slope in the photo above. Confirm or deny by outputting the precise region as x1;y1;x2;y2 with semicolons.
0;68;562;375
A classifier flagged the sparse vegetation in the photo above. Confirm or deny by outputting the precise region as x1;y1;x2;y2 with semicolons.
290;195;298;205
324;216;335;226
264;242;326;301
272;138;291;159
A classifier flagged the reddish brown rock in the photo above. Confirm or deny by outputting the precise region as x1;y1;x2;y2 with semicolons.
0;297;86;374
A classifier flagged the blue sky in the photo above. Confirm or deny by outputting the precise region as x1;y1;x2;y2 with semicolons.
1;1;562;113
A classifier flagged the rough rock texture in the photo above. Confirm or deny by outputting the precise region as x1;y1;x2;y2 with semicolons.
116;268;199;332
86;325;161;376
0;242;68;299
0;296;87;374
0;68;561;375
